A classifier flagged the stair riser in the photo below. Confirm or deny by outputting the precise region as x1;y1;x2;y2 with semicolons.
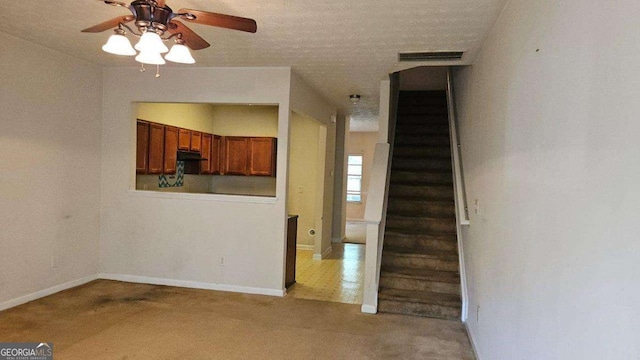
396;115;449;125
390;171;452;184
395;135;451;146
395;126;450;136
389;186;454;200
378;300;461;320
398;97;448;108
393;147;451;158
384;236;458;252
387;199;455;217
386;217;456;233
392;158;452;172
398;109;448;116
380;276;461;295
382;255;459;271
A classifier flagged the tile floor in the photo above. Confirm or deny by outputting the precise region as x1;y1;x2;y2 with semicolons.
287;243;365;304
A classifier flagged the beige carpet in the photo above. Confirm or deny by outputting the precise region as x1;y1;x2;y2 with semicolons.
0;280;475;359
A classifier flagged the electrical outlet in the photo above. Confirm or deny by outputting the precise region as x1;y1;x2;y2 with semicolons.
297;186;303;194
219;257;225;267
51;255;59;269
474;199;480;215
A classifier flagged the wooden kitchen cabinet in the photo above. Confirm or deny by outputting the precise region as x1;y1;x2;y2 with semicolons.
191;131;202;152
136;120;149;174
223;137;249;175
178;128;191;150
248;137;277;176
222;136;277;176
164;126;178;174
148;123;165;174
285;215;298;288
211;135;221;175
200;133;212;174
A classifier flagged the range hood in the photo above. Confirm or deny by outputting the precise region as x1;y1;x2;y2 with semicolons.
177;150;207;161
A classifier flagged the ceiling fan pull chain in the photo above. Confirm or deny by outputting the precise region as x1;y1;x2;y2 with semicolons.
155;65;161;78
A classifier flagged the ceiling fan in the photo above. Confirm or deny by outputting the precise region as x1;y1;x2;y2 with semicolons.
82;0;257;66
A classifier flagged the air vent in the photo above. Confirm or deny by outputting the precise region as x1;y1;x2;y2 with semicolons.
398;51;464;62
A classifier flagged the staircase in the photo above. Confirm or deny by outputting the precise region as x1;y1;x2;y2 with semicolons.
377;90;462;320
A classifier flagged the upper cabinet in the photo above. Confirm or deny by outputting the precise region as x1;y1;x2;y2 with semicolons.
148;123;165;174
248;137;277;176
136;120;274;179
191;131;202;152
211;135;221;175
136;120;149;174
178;128;191;150
223;137;249;175
164;126;178;174
200;133;212;174
222;136;277;177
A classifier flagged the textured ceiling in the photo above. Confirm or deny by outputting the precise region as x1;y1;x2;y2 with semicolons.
0;0;506;131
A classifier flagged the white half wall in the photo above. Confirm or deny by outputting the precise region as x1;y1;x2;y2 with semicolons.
453;0;640;359
0;32;102;308
100;67;292;292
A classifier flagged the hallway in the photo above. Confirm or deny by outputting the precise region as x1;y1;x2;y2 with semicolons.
287;243;365;304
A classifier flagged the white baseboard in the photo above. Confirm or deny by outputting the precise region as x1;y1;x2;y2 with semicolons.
361;304;377;314
99;273;285;297
296;244;314;251
0;274;99;312
312;245;333;260
464;321;481;360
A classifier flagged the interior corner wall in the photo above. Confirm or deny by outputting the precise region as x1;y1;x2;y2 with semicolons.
100;67;292;293
346;132;379;220
0;32;102;308
287;112;321;247
331;114;348;242
289;72;338;257
453;1;640;359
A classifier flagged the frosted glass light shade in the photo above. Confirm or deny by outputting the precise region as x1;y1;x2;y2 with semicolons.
135;32;168;53
102;34;136;56
165;44;195;64
135;50;166;65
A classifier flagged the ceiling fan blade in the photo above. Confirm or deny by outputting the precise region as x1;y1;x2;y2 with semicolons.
81;15;134;33
169;21;211;50
177;9;257;33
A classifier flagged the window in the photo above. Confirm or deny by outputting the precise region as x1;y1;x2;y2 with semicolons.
346;155;363;202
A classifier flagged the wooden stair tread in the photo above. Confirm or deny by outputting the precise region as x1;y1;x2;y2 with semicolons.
382;250;459;262
381;267;460;283
385;227;457;236
378;288;461;307
384;230;457;241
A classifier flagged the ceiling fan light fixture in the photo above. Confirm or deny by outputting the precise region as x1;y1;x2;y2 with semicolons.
165;43;195;64
135;49;166;65
102;31;136;56
135;31;169;53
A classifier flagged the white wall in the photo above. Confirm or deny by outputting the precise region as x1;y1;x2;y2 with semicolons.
287;112;321;247
289;72;337;258
453;0;640;359
346;132;378;220
100;67;293;293
0;32;102;308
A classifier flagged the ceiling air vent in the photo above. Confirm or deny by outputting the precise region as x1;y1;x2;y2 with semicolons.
398;51;464;62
